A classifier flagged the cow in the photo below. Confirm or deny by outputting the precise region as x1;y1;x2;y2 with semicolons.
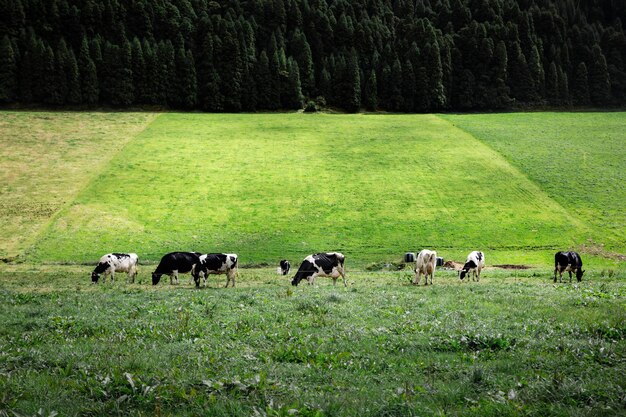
291;252;346;287
91;253;138;284
191;253;238;288
414;249;437;285
459;251;485;282
554;251;585;283
277;259;291;275
152;252;201;285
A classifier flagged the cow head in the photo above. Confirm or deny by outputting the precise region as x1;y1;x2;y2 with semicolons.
459;269;468;280
152;272;162;285
291;276;302;286
91;271;100;283
576;269;585;282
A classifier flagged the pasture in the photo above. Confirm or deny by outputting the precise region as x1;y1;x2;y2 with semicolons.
0;111;625;416
3;111;623;267
1;266;625;416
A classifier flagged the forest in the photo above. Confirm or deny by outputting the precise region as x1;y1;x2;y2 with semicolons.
0;0;625;112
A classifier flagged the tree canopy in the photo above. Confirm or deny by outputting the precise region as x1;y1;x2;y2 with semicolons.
0;0;624;111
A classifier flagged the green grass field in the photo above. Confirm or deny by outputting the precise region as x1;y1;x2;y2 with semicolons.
1;266;625;416
1;111;625;416
7;111;623;267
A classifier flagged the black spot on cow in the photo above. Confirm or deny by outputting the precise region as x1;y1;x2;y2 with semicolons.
112;253;130;259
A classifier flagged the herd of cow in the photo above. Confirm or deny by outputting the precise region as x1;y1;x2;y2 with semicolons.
90;248;586;286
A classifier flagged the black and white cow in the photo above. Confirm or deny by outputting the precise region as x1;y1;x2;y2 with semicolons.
91;253;138;283
414;249;437;285
554;251;585;283
278;259;291;275
291;252;346;287
459;251;485;281
191;253;238;288
152;252;201;285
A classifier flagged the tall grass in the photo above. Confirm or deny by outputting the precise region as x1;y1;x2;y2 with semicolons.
0;266;625;416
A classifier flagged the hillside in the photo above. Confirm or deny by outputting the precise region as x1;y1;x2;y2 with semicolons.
13;112;622;267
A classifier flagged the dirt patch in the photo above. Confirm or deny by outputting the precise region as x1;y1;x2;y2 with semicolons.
493;264;532;270
579;242;626;261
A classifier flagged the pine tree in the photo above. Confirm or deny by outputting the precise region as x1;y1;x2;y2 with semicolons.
363;69;378;111
588;44;611;105
175;47;197;109
42;45;61;105
78;36;98;105
255;50;272;109
0;35;17;103
401;59;416;111
291;28;315;97
66;49;81;104
546;61;558;104
343;48;361;112
572;62;590;105
131;38;146;104
415;66;430;111
282;57;303;109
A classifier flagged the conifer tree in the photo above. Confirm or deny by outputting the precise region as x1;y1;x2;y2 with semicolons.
282;57;303;109
0;35;17;103
572;62;590;105
363;69;378;111
78;36;98;105
588;44;611;105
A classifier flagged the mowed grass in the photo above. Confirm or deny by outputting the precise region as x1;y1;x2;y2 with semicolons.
441;112;626;255
24;112;619;267
0;111;157;260
1;267;625;416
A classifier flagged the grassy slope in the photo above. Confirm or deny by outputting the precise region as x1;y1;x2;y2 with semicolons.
27;113;600;267
0;267;625;416
0;111;158;260
441;112;626;254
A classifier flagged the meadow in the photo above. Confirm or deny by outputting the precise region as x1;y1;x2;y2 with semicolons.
9;111;624;268
1;265;625;416
0;111;625;416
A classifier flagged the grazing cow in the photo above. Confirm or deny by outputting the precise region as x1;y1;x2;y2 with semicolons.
152;252;201;285
459;251;485;281
278;259;291;275
414;249;437;285
91;253;138;284
291;252;346;287
554;251;585;283
192;253;238;288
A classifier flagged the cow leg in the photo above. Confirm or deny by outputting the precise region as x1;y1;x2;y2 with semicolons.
568;270;573;283
413;270;420;285
110;271;115;283
341;269;347;287
554;267;558;283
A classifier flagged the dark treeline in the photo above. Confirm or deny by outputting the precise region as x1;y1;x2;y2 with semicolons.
0;0;625;112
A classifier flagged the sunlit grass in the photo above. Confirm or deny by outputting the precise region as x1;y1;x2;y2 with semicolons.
442;112;626;253
26;112;614;267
